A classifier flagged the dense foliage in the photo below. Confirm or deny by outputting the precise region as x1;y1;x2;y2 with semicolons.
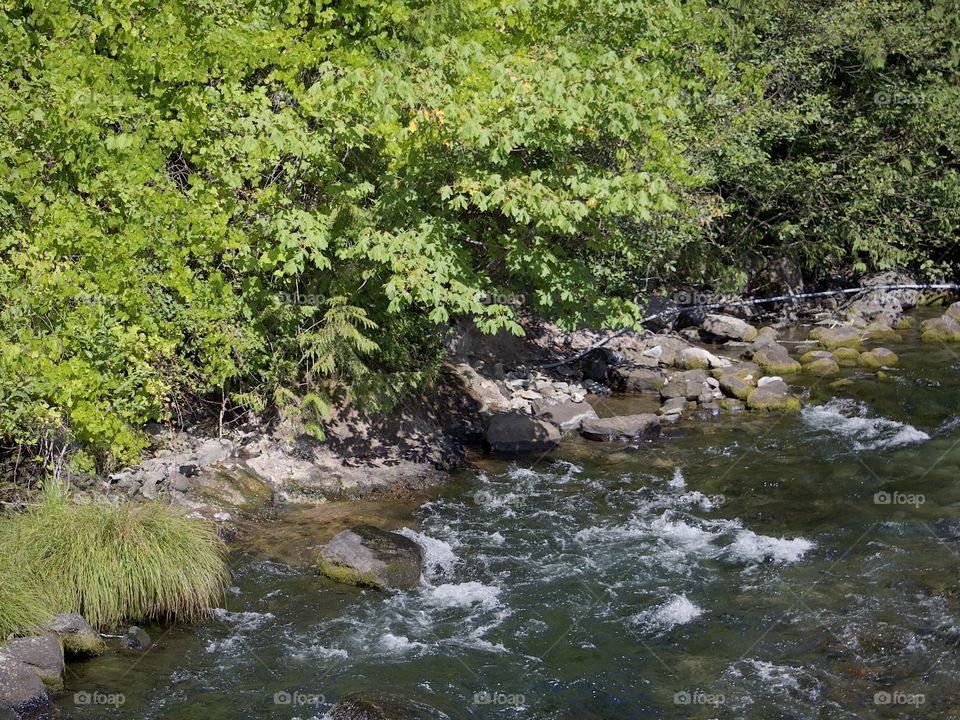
0;0;956;469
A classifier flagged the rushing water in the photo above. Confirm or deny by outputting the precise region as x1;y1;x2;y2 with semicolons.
60;329;960;719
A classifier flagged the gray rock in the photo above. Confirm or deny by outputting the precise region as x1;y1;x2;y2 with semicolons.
48;614;106;658
580;414;661;441
120;626;152;651
536;401;599;432
168;473;191;493
0;656;51;718
659;397;688;417
612;367;664;392
318;526;424;592
0;637;63;691
485;413;561;454
701;313;759;342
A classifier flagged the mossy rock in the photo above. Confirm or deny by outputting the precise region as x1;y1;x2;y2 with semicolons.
318;525;423;592
831;347;861;367
48;614;106;658
862;321;902;342
719;398;744;412
804;357;840;377
809;325;862;350
829;378;855;390
718;373;754;400
921;315;960;342
192;467;275;518
946;302;960;323
858;348;899;369
894;316;914;330
746;383;801;413
753;344;801;375
0;636;64;691
799;349;833;364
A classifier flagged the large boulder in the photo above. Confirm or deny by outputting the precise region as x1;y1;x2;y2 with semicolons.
700;313;758;342
809;325;862;350
318;526;423;592
47;613;105;658
0;656;51;719
0;636;63;691
752;343;801;375
535;401;598;432
921;315;960;343
484;413;560;454
580;414;660;441
329;692;452;720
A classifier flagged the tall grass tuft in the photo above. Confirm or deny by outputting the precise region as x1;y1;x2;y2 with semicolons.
0;486;229;629
0;564;55;639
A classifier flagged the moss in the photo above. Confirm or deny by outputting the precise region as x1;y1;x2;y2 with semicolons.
858;349;898;369
317;558;383;590
804;358;840;376
831;347;861;367
920;316;960;342
60;633;107;658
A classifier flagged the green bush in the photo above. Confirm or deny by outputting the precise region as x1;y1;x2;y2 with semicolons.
0;488;229;629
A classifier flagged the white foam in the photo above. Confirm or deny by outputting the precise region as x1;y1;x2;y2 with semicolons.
206;609;274;653
727;529;814;564
802;399;929;451
426;581;500;608
668;467;686;489
396;528;457;580
631;594;704;633
380;633;427;654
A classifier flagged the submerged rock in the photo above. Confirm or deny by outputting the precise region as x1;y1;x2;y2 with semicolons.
804;357;841;377
47;613;105;658
484;413;560;454
329;692;452;720
831;346;861;368
0;656;52;718
580;414;660;441
318;526;423;592
0;637;63;691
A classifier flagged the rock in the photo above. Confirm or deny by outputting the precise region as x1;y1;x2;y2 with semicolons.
717;371;755;401
921;315;960;342
831;347;861;368
659;397;688;417
168;473;191;493
845;292;903;325
859;348;899;369
0;636;63;690
580;414;661;441
191;467;275;518
536;400;598;432
804;357;841;376
318;526;423;592
612;367;664;393
701;313;758;342
484;413;561;454
47;614;105;658
746;381;801;412
0;656;51;719
862;319;902;342
752;343;801;375
448;363;510;413
678;347;731;370
120;626;152;651
719;398;744;412
946;302;960;323
799;349;834;364
329;692;452;720
809;325;862;350
513;389;541;401
582;348;614;382
861;270;920;309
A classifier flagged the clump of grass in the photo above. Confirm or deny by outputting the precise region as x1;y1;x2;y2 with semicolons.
0;485;229;629
0;562;55;639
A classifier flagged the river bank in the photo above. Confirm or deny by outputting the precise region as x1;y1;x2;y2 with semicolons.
4;277;960;718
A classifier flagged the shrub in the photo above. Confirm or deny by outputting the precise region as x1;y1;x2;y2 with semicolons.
0;563;55;640
0;487;229;629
